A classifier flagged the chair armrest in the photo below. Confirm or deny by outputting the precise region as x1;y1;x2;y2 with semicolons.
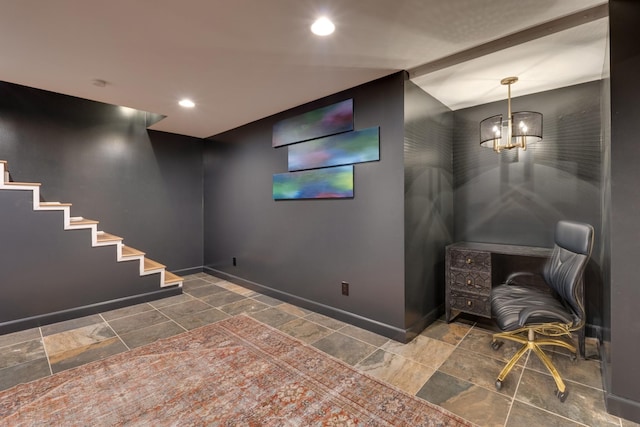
505;271;540;285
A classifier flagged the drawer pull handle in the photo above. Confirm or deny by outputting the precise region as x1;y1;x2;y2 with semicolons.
467;279;472;285
467;300;473;307
466;258;473;265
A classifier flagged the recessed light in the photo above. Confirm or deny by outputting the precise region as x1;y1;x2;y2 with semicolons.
179;99;195;108
311;17;335;36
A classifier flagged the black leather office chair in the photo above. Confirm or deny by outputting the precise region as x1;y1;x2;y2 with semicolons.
490;220;594;402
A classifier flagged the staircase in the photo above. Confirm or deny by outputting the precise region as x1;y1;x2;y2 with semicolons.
0;160;183;332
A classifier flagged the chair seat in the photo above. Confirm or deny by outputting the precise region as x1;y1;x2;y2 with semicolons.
491;284;575;331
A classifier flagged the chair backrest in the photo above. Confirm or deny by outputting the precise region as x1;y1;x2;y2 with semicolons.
543;220;594;327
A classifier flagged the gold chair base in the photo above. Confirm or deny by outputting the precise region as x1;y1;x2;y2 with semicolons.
492;325;576;400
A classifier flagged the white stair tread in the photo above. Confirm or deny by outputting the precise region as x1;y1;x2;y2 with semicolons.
70;217;99;225
40;202;73;207
96;232;122;242
121;245;145;257
5;181;41;187
164;271;183;285
144;258;166;271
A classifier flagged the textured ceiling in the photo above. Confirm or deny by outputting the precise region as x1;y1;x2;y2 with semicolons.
0;0;608;138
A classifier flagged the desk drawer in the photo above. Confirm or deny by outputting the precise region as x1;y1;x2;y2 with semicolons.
449;249;490;272
449;270;491;293
449;290;491;318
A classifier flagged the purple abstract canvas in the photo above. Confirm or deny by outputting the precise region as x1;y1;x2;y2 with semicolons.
272;99;353;147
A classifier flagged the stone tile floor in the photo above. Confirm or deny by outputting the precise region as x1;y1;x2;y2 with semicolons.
0;273;638;426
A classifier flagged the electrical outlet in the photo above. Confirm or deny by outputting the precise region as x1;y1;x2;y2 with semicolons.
341;281;349;296
233;257;237;266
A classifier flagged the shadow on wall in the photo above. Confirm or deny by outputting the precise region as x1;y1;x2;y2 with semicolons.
455;158;600;248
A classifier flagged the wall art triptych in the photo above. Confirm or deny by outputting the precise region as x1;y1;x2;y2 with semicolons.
272;98;380;200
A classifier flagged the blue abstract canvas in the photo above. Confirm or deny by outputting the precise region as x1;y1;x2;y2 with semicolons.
273;165;354;200
287;126;379;171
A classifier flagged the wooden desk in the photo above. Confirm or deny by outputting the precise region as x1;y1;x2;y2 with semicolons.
445;242;553;322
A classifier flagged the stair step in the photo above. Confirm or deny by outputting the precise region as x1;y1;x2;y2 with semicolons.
164;271;183;286
40;202;73;207
144;258;166;271
4;182;41;187
96;232;123;243
70;217;99;226
121;245;145;257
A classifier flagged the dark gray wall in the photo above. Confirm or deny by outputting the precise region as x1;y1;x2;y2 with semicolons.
204;73;408;337
404;80;453;333
607;0;640;422
0;82;204;273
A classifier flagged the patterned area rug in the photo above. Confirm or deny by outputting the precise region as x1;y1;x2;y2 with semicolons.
0;315;471;426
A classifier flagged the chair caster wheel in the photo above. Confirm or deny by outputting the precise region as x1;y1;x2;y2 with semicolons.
491;340;503;351
495;380;503;391
555;389;568;402
570;353;577;362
